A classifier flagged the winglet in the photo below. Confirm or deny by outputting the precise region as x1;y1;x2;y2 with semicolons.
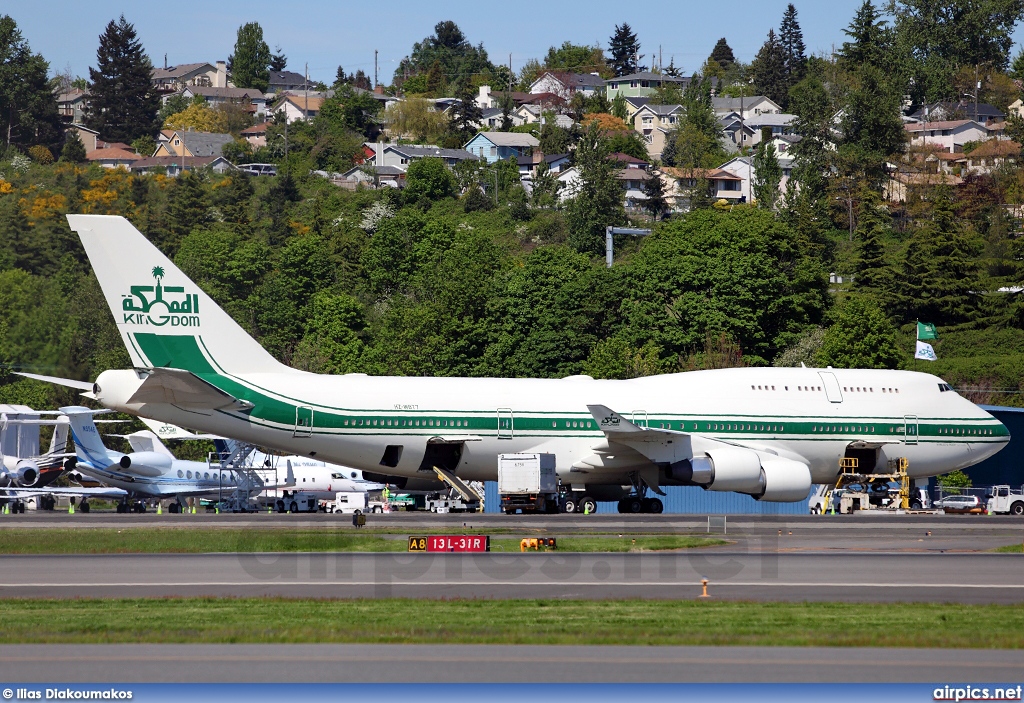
586;405;647;434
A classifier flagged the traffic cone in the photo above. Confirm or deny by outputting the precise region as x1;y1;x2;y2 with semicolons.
68;502;74;514
157;503;162;515
191;505;196;514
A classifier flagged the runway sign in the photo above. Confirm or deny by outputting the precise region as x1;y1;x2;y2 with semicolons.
408;535;490;552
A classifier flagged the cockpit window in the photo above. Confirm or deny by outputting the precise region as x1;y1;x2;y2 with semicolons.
938;383;954;392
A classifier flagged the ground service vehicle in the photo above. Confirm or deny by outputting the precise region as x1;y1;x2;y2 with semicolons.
265;491;318;513
330;491;367;514
986;485;1024;515
499;453;559;514
934;494;983;514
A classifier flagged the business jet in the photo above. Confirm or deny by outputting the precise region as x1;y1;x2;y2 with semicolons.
6;407;285;513
1;409;72;492
25;215;1010;514
135;417;381;500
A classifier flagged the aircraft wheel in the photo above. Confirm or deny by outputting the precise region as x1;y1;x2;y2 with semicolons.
627;498;643;514
563;499;577;513
647;498;664;514
80;502;90;513
578;497;598;514
616;499;626;513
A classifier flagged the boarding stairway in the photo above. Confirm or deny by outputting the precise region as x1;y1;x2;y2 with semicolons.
432;466;483;504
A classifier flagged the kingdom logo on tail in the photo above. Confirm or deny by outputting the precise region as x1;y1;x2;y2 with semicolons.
122;266;201;328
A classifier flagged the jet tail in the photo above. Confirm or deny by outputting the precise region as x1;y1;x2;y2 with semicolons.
65;214;288;377
60;407;113;468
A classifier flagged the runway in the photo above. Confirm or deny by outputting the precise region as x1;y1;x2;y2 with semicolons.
2;550;1022;602
1;643;1022;682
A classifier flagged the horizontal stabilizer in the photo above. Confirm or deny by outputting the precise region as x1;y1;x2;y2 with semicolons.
15;372;94;392
138;416;223;440
127;368;253;411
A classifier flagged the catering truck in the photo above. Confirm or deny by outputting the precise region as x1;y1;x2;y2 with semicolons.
498;453;559;514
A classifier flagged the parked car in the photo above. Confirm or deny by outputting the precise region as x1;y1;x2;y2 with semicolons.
241;163;277;176
934;494;983;514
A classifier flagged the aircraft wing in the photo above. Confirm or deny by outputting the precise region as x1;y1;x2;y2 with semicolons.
586;404;693;465
3;486;128;499
127;368;254;411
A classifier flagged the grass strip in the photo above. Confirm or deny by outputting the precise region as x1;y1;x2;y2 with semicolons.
1;599;1022;648
993;544;1024;553
0;529;723;554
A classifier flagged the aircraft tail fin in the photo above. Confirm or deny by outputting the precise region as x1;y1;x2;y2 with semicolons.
47;416;70;456
65;214;287;377
59;407;112;468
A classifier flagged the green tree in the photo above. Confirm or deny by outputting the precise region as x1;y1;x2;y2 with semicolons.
0;16;62;151
165;171;209;254
269;45;287;72
839;63;907;180
642;174;667;220
158;93;189;122
292;292;365;374
544;42;607;74
59;131;87;162
583;336;662;379
608;23;641;76
779;4;807;94
919;187;983;324
565;125;625;255
404;157;455;202
394;21;494;90
85;15;161;141
610;94;628;121
839;1;889;68
230;22;271;92
817;296;901;369
853;190;890;291
752;137;782;210
447;82;483;144
709;38;736;70
752;29;788;107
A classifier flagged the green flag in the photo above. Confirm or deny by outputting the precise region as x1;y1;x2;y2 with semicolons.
917;322;938;340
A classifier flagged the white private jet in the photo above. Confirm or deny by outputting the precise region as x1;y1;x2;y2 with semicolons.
6;407;284;513
135;417;381;500
23;214;1010;514
0;407;72;491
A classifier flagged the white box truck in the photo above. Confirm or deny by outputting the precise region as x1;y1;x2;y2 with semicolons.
498;453;559;514
330;491;369;515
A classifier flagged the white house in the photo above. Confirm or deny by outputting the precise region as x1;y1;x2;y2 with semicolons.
151;62;228;92
273;95;324;123
530;71;605;101
904;119;989;153
180;86;267;118
712;95;782;120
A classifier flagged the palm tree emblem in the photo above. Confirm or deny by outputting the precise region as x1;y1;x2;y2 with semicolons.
152;266;165;301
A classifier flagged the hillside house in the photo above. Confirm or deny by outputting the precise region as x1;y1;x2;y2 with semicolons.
530;72;605;101
154;130;235;158
605;72;690;100
712;95;782;120
152;62;227;93
56;89;89;124
904;120;989;152
630;104;682;159
180;86;267;118
464;132;539;163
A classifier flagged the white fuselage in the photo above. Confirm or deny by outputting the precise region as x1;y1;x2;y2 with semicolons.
91;366;1008;489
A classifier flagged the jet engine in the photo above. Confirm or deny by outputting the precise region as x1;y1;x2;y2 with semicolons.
117;451;172;477
362;472;443;492
14;460;40;487
664;448;811;502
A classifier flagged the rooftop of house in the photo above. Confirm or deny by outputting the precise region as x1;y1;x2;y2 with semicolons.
172;131;236;156
241;122;269;134
86;147;140;162
132;155;229;170
608;71;688;84
268;70;310;87
616;169;652;180
609;152;649;165
387;145;478;160
966;139;1021;158
661;166;743;181
276;95;324;112
468;132;540;148
56;88;89;102
744;113;796;127
152;63;215;80
536;71;606;89
636;104;682;117
905;119;985;132
712;96;774;111
910;101;1005;120
184;86;264;100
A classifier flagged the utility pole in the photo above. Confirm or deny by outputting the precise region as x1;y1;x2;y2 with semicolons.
374;50;378;88
304;62;309;122
605;226;652;267
974;63;980;123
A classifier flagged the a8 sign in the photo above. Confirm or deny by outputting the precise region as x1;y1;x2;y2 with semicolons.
408;535;490;552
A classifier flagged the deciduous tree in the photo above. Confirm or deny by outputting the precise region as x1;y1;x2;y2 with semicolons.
230;22;271;92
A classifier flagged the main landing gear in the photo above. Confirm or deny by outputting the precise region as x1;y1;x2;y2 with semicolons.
617;473;664;514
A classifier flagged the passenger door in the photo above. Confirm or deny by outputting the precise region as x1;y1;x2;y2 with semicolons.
818;372;843;403
903;415;919;445
294;406;314;438
496;408;514;439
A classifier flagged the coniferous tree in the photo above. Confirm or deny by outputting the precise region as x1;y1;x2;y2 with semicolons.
165;171;208;254
923;188;982;325
839;1;888;68
853;190;889;291
59;131;87;162
229;22;271;92
751;30;788;107
709;38;735;70
779;4;806;94
220;172;254;228
752;136;782;210
269;46;287;72
0;16;62;151
85;16;160;142
608;23;641;76
448;83;483;144
565;124;625;254
642;175;667;220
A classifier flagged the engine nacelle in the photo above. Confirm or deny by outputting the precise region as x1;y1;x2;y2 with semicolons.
118;452;172;477
14;460;40;487
361;472;443;493
702;447;763;493
752;458;812;502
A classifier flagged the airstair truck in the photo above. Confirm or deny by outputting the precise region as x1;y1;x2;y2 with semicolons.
499;453;559;514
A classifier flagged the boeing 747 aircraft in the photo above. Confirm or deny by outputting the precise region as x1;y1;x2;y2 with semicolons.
27;215;1008;513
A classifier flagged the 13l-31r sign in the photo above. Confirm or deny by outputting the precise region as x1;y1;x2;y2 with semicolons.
408;536;490;552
